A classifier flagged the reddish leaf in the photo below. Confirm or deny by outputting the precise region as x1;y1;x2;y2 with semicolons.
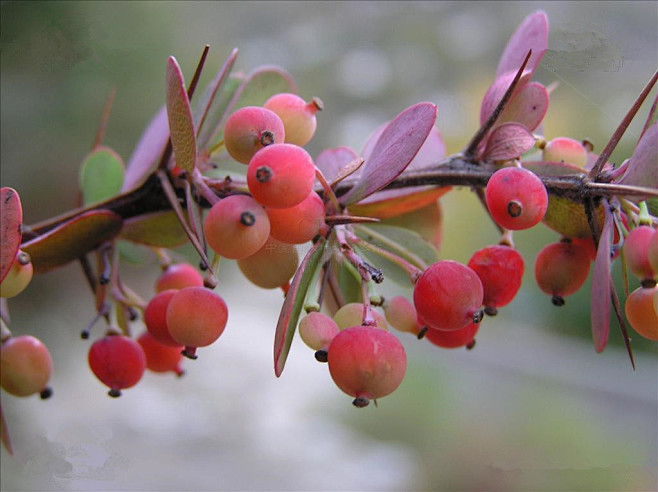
363;126;447;172
480;71;533;126
341;102;437;205
482;123;536;160
122;106;169;192
498;81;549;131
166;56;197;176
0;188;22;283
496;10;548;78
617;122;658;196
348;187;449;219
591;205;613;352
315;146;359;183
274;238;326;377
119;211;188;248
22;210;123;274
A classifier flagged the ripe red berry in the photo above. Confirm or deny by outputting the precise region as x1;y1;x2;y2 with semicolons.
534;241;591;306
424;322;480;349
155;263;204;293
166;287;228;359
485;166;548;230
542;137;588;168
1;335;53;398
383;296;424;336
266;191;326;244
144;289;180;347
298;311;340;362
223;106;285;164
137;331;184;376
247;143;316;209
0;251;33;299
204;195;270;260
237;236;299;289
468;245;524;314
413;260;484;331
623;226;656;281
327;326;407;407
263;93;323;146
88;334;146;397
624;285;658;341
649;228;658;275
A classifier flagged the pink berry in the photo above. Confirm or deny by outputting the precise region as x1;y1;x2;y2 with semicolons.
383;296;424;336
1;335;53;398
144;289;180;347
0;251;33;299
224;106;285;164
298;311;340;362
535;241;591;306
88;334;146;397
263;93;323;146
137;331;184;376
468;245;524;314
623;226;656;281
155;263;204;293
333;303;388;330
625;285;658;341
266;192;326;244
542;137;588;168
237;236;299;289
424;322;480;349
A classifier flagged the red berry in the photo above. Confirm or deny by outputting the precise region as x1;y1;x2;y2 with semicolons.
266;191;326;244
144;289;180;347
1;335;53;398
624;226;656;281
223;106;285;164
166;287;228;359
485;166;548;230
88;334;146;397
413;260;484;331
298;311;340;362
542;137;588;168
237;236;299;289
534;241;591;306
204;195;271;260
468;245;524;314
137;332;184;376
624;285;658;341
155;263;204;293
327;326;407;407
247;143;316;209
425;322;480;349
649;228;658;275
263;93;323;146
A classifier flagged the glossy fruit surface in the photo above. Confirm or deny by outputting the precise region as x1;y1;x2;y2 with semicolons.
624;285;658;341
224;106;285;164
468;245;524;312
137;331;184;376
144;289;180;347
648;228;658;275
266;192;326;244
425;322;480;349
333;303;388;330
237;237;299;289
623;226;656;281
88;334;146;397
263;93;322;146
1;335;53;397
534;241;591;305
155;263;204;293
542;137;588;168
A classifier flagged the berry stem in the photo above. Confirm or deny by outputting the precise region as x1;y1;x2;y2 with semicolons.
314;168;341;212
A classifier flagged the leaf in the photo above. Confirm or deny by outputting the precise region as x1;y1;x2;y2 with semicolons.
0;401;12;456
119;211;188;248
617;122;658;197
523;160;587;177
347;187;449;219
480;71;533;127
274;238;326;377
79;147;125;205
22;210;123;273
315;146;360;183
122;106;169;192
341;102;437;205
1;187;22;283
498;81;549;132
496;10;548;78
166;56;197;176
482;123;536;161
591;204;613;352
381;199;443;249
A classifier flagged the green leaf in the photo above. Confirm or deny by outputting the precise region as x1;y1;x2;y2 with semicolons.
166;56;197;175
198;75;243;152
79;146;125;205
119;211;188;248
22;210;123;273
1;187;23;283
274;238;326;377
335;259;363;305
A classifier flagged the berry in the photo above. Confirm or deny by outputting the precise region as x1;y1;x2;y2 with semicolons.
137;331;184;376
534;241;591;306
413;260;484;331
204;195;270;260
468;245;524;314
542;137;588;168
623;226;656;281
266;191;326;244
0;251;33;299
327;326;407;407
485;166;548;230
223;106;285;164
263;93;323;146
144;289;180;347
166;287;228;359
237;237;299;289
424;322;480;349
624;285;658;341
298;311;340;362
247;143;316;209
88;334;146;397
333;303;388;330
155;263;204;293
383;296;424;336
649;228;658;275
1;335;53;398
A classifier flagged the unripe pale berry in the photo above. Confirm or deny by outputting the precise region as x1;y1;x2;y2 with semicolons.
1;335;53;398
298;311;340;362
266;191;326;244
623;226;656;281
144;289;181;347
204;195;270;260
542;137;588;168
88;334;146;397
624;285;658;341
425;322;480;349
155;263;204;293
383;296;424;336
485;166;548;231
327;326;407;407
247;143;316;209
333;303;388;330
223;106;285;164
534;241;591;306
263;93;323;146
237;237;299;289
0;251;33;299
468;245;524;314
137;331;184;376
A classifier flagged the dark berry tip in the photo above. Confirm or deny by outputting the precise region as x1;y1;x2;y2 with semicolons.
507;200;523;218
352;397;370;408
108;389;122;398
551;295;565;307
416;327;428;340
40;387;53;399
466;339;476;350
640;278;657;289
484;306;498;316
255;166;273;183
240;211;256;227
260;130;276;147
314;349;328;363
472;309;484;324
182;347;198;360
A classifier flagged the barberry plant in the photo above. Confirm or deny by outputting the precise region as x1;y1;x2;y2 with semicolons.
1;10;657;455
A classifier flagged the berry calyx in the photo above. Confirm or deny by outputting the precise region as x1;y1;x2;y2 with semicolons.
263;93;323;146
1;335;53;398
88;334;146;397
223;106;285;164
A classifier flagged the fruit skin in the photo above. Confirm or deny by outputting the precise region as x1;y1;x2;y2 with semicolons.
263;93;322;146
155;263;204;293
247;143;316;209
425;322;480;349
1;335;53;397
223;106;285;164
485;166;548;231
137;332;184;376
0;252;33;299
383;296;423;336
534;241;591;305
266;192;326;244
298;311;340;361
623;226;656;281
203;195;270;260
625;285;658;341
144;289;181;347
88;334;146;397
413;260;484;331
468;245;524;312
327;326;407;407
649;228;658;275
333;303;388;330
237;237;299;289
542;137;588;168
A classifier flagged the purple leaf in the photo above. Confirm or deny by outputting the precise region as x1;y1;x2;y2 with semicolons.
122;106;169;192
315;146;359;183
363;126;447;172
482;122;536;160
498;81;549;131
480;70;533;126
0;187;22;283
341;102;437;205
591;205;613;353
496;10;548;78
166;56;197;176
617;122;658;196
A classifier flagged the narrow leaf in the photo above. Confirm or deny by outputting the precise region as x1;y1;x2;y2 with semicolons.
1;188;22;283
22;210;123;274
591;204;613;352
348;187;449;219
0;402;12;455
119;211;188;248
274;239;326;377
496;10;548;77
166;56;197;175
341;102;437;205
483;123;536;161
79;147;125;205
479;70;532;127
617;122;658;196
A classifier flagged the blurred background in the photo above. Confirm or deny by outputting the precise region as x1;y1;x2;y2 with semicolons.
1;1;657;490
